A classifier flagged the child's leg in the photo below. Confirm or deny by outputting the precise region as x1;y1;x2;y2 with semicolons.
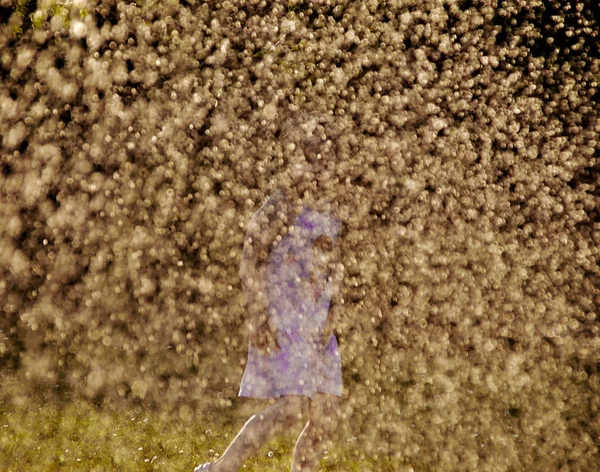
290;393;340;472
210;395;308;472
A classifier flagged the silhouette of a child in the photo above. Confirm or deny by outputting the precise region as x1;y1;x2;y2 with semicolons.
194;187;344;472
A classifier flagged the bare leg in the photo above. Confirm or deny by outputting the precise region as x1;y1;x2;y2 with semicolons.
290;393;340;472
202;395;308;472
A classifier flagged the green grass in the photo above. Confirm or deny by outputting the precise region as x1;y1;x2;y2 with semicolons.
0;396;404;471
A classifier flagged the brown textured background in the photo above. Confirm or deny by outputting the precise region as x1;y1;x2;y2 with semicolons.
1;0;599;470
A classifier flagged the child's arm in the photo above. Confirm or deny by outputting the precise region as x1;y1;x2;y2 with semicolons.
240;192;286;349
321;244;345;346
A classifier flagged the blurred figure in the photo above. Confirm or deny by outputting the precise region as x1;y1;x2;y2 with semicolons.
194;114;345;472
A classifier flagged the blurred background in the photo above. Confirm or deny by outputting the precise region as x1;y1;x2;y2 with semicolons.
1;0;599;470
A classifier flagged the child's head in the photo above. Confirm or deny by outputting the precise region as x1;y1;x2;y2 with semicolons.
277;112;336;189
